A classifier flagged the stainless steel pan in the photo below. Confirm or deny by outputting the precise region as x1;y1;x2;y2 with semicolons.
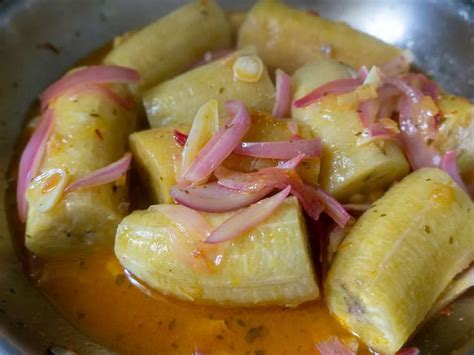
0;1;473;353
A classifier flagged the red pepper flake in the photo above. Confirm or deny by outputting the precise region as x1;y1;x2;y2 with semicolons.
440;306;452;316
94;129;104;141
173;129;188;146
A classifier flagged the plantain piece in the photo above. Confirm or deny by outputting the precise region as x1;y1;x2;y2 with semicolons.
103;0;231;90
115;197;319;306
143;52;275;128
434;94;474;187
25;84;138;257
130;112;320;205
237;0;402;74
325;168;474;353
129;124;189;204
292;59;409;201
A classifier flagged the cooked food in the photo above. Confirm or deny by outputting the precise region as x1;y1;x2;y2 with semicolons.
104;0;231;90
292;60;410;201
20;66;139;257
325;168;474;353
115;197;319;306
238;0;403;73
14;1;474;354
143;51;275;127
130;106;320;204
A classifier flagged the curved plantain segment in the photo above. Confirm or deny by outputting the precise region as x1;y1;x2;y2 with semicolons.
325;168;474;353
143;52;275;128
237;0;402;73
25;85;138;257
104;0;231;90
292;59;409;202
115;197;319;307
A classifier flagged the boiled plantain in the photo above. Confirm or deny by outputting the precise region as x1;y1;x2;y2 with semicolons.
325;168;474;353
292;59;409;201
115;197;319;306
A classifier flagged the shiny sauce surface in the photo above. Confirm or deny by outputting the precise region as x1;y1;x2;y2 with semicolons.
35;251;365;354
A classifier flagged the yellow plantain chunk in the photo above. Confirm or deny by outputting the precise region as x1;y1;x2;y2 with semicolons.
129;124;188;204
292;59;409;201
26;85;138;257
115;197;319;306
103;0;231;90
325;168;474;353
237;0;402;73
143;53;275;128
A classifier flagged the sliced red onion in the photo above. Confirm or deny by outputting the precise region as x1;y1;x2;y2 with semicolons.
216;166;323;220
277;153;306;169
180;100;250;185
441;150;468;192
403;73;440;101
287;121;299;136
68;84;135;110
150;204;212;241
216;164;349;227
383;74;423;105
170;182;273;213
315;337;355;355
313;187;351;228
17;109;54;223
205;186;291;244
376;85;402;119
64;152;132;192
358;99;380;127
358;119;400;145
293;78;363;108
398;96;441;170
215;166;288;192
234;138;322;159
41;65;139;110
173;129;188;147
396;348;420;355
272;69;292;118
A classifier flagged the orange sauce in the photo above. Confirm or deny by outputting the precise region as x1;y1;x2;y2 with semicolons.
34;250;365;354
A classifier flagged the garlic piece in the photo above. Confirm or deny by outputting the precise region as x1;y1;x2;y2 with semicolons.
26;168;68;212
233;55;264;83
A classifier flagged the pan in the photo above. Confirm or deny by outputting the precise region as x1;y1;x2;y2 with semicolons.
0;0;473;353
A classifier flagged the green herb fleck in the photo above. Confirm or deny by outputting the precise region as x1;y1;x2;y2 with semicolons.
245;326;267;344
424;225;431;234
168;319;176;331
237;319;246;327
